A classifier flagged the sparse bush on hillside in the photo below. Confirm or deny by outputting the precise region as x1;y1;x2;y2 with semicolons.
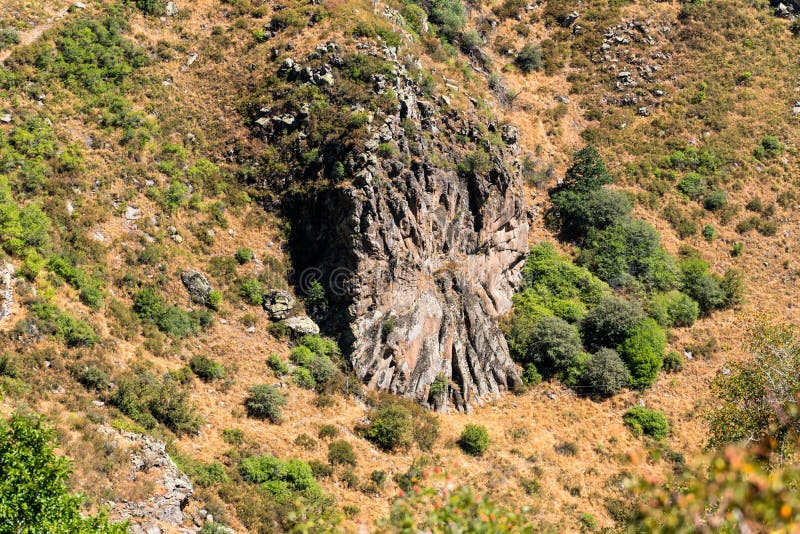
239;278;264;306
29;302;98;347
318;424;339;440
515;43;543;73
189;355;226;382
754;135;785;160
580;348;629;397
267;353;289;376
649;290;700;328
244;384;287;423
677;172;707;200
663;351;684;373
0;27;19;50
75;365;110;391
328;440;357;466
112;368;201;435
363;395;439;452
235;248;253;264
623;406;669;439
458;424;489;456
703;190;728;211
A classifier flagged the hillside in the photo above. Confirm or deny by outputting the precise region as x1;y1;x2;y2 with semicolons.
1;0;800;532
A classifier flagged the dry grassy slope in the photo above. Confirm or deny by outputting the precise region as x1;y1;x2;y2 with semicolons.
1;0;799;531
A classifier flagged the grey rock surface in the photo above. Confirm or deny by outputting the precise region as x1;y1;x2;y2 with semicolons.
286;53;528;412
263;289;296;319
180;270;212;304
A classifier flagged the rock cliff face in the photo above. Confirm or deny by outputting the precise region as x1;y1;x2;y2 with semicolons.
286;50;529;412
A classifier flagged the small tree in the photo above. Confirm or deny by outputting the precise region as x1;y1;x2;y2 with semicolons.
561;145;612;194
365;403;413;451
328;440;357;466
458;424;490;456
244;384;287;423
617;318;666;389
623;406;669;439
0;413;127;532
580;348;629;397
581;296;645;351
524;315;582;377
515;43;543;73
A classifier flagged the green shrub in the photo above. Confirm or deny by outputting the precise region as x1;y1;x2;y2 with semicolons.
318;424;339;440
523;316;583;377
580;348;629;397
458;424;489;456
702;225;716;241
111;368;201;435
617;318;666;389
515;43;543;73
754;136;784;160
309;460;334;479
244;384;287;423
703;191;728;211
429;0;466;41
293;367;316;389
239;278;264;306
30;302;98;347
0;413;127;532
206;289;223;310
623;406;669;439
267;353;289;376
0;28;20;50
578;219;678;290
221;428;244;446
290;346;315;367
370;470;387;487
364;403;413;451
581;296;645;351
240;455;320;497
327;440;356;466
401;3;428;34
131;0;165;15
680;258;726;314
676;172;706;200
189;355;226;382
235;248;254;264
521;364;542;386
75;365;110;391
649;290;700;328
663;351;684;373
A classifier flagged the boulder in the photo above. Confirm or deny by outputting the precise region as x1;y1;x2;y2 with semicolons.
180;270;212;304
263;290;296;319
284;316;320;335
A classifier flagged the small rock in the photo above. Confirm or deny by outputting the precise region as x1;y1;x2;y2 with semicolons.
181;270;212;304
284;315;320;335
219;318;228;324
125;206;143;220
171;234;183;243
66;200;74;216
187;53;198;66
92;400;105;407
638;106;650;117
555;95;570;104
263;290;296;320
165;1;178;16
246;326;256;334
0;114;11;123
72;1;86;8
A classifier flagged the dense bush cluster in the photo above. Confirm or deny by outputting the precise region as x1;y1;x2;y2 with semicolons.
111;367;201;435
289;335;345;394
507;147;745;397
458;424;490;456
133;287;212;338
244;384;287;423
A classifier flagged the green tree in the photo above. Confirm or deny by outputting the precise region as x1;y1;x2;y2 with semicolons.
580;348;630;397
0;413;127;533
560;145;612;194
523;315;582;377
708;322;800;458
616;318;666;389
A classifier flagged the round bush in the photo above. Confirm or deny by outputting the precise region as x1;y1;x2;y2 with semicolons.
623;406;669;439
581;296;645;351
235;247;254;264
458;424;489;456
365;403;413;451
239;278;264;306
649;290;699;328
521;364;542;386
703;191;728;211
189;355;226;382
580;348;630;397
244;384;287;423
525;315;583;376
616;318;666;389
662;351;684;373
327;440;357;466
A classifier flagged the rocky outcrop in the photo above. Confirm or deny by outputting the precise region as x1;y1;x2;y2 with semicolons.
263;289;296;320
284;49;529;412
0;262;15;322
180;270;212;305
99;426;198;533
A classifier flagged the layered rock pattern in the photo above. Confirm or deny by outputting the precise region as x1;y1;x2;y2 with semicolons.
264;48;529;411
